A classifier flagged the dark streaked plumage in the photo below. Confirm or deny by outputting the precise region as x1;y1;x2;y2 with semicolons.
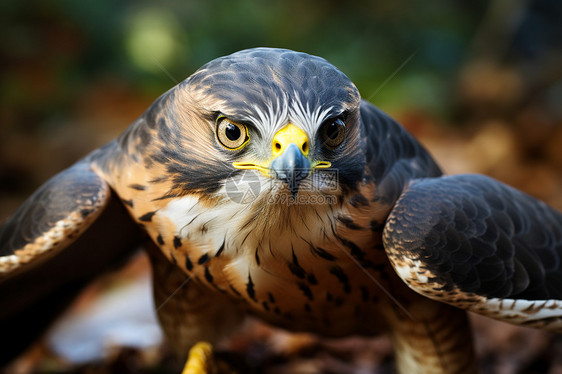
384;174;562;301
1;48;561;373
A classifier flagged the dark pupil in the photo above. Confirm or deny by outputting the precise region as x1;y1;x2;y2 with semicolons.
326;122;340;139
225;123;241;141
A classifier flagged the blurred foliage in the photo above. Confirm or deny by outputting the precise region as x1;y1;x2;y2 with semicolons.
0;0;489;121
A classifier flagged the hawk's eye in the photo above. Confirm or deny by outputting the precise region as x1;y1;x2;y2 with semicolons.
216;116;249;150
320;118;346;149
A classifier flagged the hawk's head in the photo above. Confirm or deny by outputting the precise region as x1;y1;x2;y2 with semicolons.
138;48;365;207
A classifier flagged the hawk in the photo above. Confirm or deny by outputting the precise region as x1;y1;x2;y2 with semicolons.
1;48;561;373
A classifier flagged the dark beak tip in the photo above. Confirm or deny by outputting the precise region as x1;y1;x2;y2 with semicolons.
290;188;299;200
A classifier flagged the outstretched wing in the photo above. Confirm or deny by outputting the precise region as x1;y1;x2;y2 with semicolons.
0;160;144;364
383;174;562;331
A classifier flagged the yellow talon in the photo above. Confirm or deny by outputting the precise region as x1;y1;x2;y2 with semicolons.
181;342;215;374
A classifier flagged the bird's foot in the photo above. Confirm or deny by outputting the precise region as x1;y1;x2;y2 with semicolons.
181;342;236;374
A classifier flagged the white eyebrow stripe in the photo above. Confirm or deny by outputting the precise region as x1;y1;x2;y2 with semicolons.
246;92;335;140
289;91;333;135
247;96;290;139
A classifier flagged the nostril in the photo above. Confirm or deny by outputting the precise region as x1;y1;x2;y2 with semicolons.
274;142;282;152
302;141;308;154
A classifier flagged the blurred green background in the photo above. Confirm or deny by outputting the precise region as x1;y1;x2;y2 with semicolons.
1;0;486;113
1;1;562;372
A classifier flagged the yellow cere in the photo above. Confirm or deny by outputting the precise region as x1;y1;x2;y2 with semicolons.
272;123;309;156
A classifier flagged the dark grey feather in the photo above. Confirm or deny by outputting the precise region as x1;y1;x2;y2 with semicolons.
384;174;562;300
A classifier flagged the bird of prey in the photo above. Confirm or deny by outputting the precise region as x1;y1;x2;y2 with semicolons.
1;48;561;373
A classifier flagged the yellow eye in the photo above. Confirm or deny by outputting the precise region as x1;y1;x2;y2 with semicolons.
216;116;249;150
321;118;346;149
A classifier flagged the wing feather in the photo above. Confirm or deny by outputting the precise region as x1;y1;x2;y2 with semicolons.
383;174;562;331
0;160;144;363
359;101;442;205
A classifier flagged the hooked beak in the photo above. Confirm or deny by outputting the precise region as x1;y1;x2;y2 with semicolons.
232;123;330;197
270;143;310;197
